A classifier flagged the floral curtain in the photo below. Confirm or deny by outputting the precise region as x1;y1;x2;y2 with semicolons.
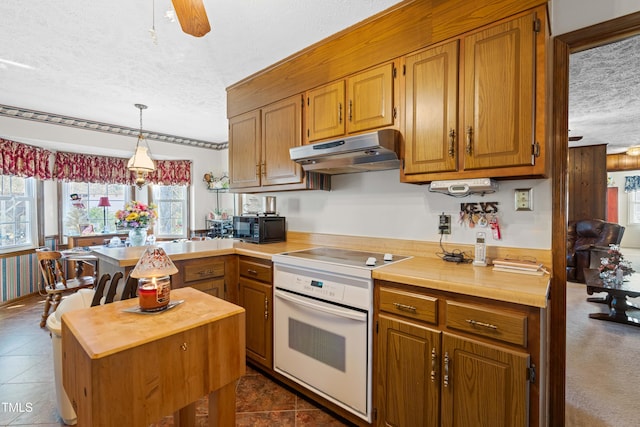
0;138;52;179
54;152;131;184
146;160;192;185
624;176;640;193
54;152;192;186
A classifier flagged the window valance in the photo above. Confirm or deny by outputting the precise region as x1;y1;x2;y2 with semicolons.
53;151;192;185
624;176;640;193
0;138;52;179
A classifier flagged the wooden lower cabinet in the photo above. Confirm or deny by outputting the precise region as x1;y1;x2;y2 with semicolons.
172;255;238;303
377;314;441;426
375;282;539;427
238;256;273;369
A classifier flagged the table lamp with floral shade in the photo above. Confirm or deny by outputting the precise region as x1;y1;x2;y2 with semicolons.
130;246;178;312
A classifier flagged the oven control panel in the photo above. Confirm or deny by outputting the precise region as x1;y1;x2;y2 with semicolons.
273;263;372;309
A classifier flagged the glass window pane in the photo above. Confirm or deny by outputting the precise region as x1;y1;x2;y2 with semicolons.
0;176;36;253
152;185;188;239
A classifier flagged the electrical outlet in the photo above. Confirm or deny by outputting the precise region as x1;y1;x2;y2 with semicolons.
438;214;451;234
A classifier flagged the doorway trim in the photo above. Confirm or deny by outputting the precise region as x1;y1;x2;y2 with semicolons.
551;11;640;425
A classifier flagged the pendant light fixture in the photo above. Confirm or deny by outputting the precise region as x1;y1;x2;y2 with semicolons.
128;103;156;188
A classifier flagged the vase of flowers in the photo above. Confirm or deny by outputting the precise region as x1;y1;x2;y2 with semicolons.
599;244;634;285
115;201;157;246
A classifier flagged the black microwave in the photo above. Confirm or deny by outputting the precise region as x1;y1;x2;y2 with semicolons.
232;216;286;244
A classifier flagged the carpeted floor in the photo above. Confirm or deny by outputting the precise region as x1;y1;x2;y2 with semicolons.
565;279;640;426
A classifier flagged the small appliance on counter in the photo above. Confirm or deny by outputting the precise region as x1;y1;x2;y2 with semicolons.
207;219;233;239
232;215;286;244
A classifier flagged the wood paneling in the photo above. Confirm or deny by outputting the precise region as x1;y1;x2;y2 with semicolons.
226;0;547;118
568;144;607;221
607;152;640;171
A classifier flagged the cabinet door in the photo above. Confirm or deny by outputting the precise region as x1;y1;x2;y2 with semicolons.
377;314;440;427
306;80;345;142
347;63;395;134
239;277;272;369
404;41;459;175
262;94;304;186
440;333;529;427
462;12;536;170
229;110;261;188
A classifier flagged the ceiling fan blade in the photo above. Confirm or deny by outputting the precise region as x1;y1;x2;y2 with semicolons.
171;0;211;37
568;136;583;142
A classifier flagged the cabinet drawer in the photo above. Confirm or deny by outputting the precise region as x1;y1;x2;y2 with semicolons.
183;259;225;283
239;259;272;283
445;301;527;347
379;287;438;325
190;278;225;299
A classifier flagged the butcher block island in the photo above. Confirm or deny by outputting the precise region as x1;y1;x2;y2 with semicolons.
61;287;246;427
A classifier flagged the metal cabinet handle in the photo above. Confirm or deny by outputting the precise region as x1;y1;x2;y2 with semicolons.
255;163;260;178
349;100;353;121
430;348;437;383
198;269;213;276
465;319;498;330
247;269;258;275
443;351;450;388
448;129;456;157
264;297;269;320
180;342;188;351
261;162;266;177
338;102;342;123
393;302;417;313
465;126;473;155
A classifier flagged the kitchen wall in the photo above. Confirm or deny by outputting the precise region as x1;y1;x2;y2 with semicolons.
264;171;552;250
551;0;640;34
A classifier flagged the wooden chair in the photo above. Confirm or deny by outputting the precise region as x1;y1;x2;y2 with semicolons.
91;272;138;306
37;249;95;327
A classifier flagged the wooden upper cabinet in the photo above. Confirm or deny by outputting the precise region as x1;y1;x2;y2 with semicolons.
403;40;459;176
306;62;396;143
347;63;395;134
229;110;261;189
462;12;537;171
307;81;345;142
262;94;304;186
230;94;304;190
401;8;546;182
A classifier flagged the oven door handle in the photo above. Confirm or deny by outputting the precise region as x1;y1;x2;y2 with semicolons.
274;289;367;322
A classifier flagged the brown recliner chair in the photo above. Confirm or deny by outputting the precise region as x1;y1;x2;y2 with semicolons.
566;219;625;283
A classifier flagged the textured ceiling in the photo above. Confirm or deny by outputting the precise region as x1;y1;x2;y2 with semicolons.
569;33;640;154
3;1;635;156
0;0;401;152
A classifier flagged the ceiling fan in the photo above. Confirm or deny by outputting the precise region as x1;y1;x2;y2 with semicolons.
568;130;583;142
171;0;211;37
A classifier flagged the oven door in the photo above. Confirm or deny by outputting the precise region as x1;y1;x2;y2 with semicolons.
274;288;369;420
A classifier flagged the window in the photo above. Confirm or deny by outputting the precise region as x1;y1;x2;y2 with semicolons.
629;190;640;225
61;182;128;236
0;176;37;252
152;185;188;239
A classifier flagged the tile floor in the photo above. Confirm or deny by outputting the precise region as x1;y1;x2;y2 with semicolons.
0;293;351;426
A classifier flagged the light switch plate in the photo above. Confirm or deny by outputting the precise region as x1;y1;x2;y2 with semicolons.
515;188;533;211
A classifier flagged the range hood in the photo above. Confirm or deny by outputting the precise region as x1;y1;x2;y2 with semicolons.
289;129;401;175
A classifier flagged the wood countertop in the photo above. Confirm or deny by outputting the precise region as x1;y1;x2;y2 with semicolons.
61;287;245;359
372;257;550;308
91;238;549;308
